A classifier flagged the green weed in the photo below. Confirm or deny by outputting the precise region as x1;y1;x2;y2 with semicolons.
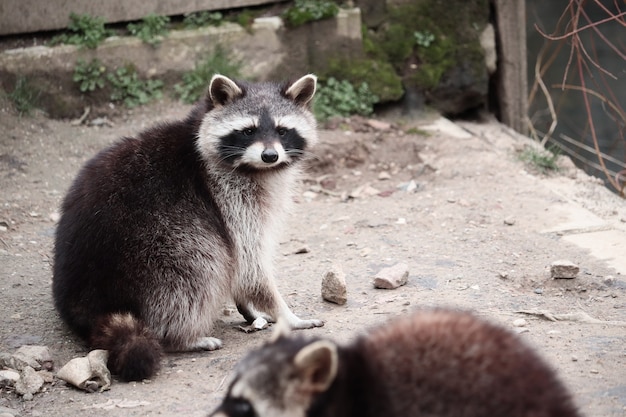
282;0;339;27
50;13;112;49
107;66;163;107
518;146;560;174
127;14;170;45
73;58;107;92
175;47;241;104
183;11;223;29
414;30;435;48
313;77;379;121
7;77;40;116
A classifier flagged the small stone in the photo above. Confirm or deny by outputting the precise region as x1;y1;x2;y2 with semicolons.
571;355;578;362
321;265;348;305
550;260;579;279
0;369;20;387
15;366;44;397
405;180;418;193
373;263;409;289
503;216;516;226
251;317;269;330
534;288;544;294
378;171;391;181
49;212;61;223
366;119;391;131
12;345;53;371
56;350;111;392
294;245;310;254
513;318;527;327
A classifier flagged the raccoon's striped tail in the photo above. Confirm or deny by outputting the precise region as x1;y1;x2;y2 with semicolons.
90;312;163;381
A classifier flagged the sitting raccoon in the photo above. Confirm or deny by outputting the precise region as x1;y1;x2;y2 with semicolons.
52;74;323;382
210;308;581;417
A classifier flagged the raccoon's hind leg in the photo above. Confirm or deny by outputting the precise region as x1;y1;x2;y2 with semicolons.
236;281;324;329
236;302;272;324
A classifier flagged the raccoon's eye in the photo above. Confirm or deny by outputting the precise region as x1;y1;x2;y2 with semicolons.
276;127;287;136
226;398;256;417
242;128;256;136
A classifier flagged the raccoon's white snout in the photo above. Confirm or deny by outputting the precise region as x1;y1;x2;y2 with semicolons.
242;142;286;168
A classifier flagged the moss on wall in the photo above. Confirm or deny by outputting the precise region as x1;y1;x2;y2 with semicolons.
354;0;490;112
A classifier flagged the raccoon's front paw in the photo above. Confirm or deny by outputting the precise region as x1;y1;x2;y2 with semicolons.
191;337;223;351
289;318;324;329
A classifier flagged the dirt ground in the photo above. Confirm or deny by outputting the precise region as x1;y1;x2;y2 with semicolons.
0;96;625;417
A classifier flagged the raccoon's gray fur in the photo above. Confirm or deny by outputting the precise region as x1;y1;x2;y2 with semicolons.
210;309;581;417
52;74;323;382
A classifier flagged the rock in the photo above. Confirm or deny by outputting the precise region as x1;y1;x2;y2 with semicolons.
550;260;579;279
294;245;311;254
0;407;19;417
56;350;111;393
366;119;391;131
15;366;44;397
0;369;20;387
252;317;269;330
378;171;391;180
513;318;527;327
503;216;516;226
321;265;348;305
373;263;409;289
12;345;53;371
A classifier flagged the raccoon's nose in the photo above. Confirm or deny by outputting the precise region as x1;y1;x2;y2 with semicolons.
261;148;279;163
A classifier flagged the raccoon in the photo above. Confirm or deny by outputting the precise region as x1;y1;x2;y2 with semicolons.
52;74;324;382
210;309;581;417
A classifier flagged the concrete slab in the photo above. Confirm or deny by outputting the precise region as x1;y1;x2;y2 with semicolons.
538;202;608;234
563;230;626;275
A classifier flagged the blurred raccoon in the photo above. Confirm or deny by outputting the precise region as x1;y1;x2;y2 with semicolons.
53;74;324;382
210;308;580;417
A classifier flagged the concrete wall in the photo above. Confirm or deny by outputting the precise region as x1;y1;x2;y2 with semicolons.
0;0;283;35
0;9;363;118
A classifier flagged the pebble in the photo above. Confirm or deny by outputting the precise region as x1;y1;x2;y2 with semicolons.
534;288;544;294
373;263;409;289
321;265;348;305
0;369;20;386
251;317;269;330
503;216;516;226
12;345;53;371
378;171;391;180
366;119;391;131
513;318;527;327
550;260;579;279
15;366;44;397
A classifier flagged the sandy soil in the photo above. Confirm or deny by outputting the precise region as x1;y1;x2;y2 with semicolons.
0;97;625;417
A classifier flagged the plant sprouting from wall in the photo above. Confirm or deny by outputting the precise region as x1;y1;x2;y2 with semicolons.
50;13;112;49
127;14;170;45
175;46;242;104
107;65;163;107
313;77;379;121
73;58;107;92
282;0;339;27
7;77;40;116
183;11;223;29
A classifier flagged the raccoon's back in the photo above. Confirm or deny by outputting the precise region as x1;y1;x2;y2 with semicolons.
358;309;580;417
52;118;227;335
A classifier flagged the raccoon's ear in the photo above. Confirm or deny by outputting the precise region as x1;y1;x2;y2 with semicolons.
293;340;338;394
209;74;244;107
284;74;317;107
